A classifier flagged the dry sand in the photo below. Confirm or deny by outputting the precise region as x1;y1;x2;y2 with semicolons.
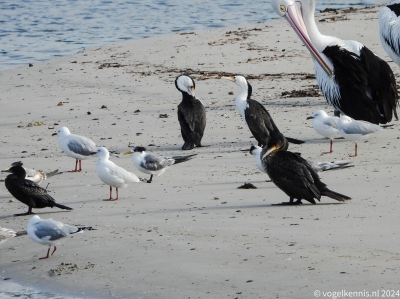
1;5;400;299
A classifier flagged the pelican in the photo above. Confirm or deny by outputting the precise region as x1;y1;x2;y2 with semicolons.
271;0;398;124
379;1;400;66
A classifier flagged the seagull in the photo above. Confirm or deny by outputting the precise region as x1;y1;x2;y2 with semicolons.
27;215;94;259
250;144;353;174
53;126;97;172
260;132;351;205
337;115;385;157
379;2;400;67
6;161;58;184
123;146;197;183
224;75;304;147
0;227;17;245
306;110;341;154
271;0;398;124
92;147;140;201
175;74;207;150
2;164;73;216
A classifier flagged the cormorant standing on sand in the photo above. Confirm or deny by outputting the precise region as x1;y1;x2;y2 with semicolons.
224;75;304;147
175;75;206;150
260;132;351;205
2;164;73;216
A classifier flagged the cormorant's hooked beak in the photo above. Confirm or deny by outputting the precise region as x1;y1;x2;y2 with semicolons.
221;76;236;82
122;151;133;156
190;86;195;98
284;2;333;77
1;167;11;173
261;145;278;160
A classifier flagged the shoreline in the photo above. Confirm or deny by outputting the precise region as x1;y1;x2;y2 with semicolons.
2;4;400;299
0;2;384;72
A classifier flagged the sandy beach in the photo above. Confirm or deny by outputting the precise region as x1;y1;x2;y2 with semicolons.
1;4;400;299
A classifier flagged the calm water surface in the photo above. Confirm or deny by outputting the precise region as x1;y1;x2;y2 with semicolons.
0;0;391;298
0;0;389;71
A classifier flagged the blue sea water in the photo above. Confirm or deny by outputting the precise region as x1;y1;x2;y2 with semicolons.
0;0;388;71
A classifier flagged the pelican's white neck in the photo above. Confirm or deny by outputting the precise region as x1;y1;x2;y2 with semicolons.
301;1;328;53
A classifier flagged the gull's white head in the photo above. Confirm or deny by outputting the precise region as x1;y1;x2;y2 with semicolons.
309;110;329;120
94;147;110;160
55;126;71;137
28;215;41;227
175;75;195;97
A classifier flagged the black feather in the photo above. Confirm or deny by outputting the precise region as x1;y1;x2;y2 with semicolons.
3;165;73;216
261;132;351;205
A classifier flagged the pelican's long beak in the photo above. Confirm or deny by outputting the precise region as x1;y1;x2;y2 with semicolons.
285;2;333;77
123;150;133;155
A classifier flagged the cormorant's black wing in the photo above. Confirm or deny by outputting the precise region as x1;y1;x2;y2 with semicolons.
177;97;206;146
245;99;278;146
16;179;56;203
266;151;322;202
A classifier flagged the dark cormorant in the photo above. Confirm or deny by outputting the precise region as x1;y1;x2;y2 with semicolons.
2;164;73;216
175;75;206;150
260;132;351;205
224;75;304;147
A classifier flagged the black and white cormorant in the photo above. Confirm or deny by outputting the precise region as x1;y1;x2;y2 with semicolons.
175;74;207;150
272;0;398;124
260;132;351;205
123;146;197;183
2;164;73;216
225;75;305;147
379;2;400;67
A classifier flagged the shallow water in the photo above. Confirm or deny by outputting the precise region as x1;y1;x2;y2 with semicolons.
0;0;388;71
0;276;79;299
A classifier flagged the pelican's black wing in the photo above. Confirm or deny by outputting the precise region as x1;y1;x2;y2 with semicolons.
323;45;398;124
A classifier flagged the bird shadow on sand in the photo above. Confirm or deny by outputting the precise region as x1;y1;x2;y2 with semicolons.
0;210;73;220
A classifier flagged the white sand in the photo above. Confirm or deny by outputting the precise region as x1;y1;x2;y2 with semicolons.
1;5;400;298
